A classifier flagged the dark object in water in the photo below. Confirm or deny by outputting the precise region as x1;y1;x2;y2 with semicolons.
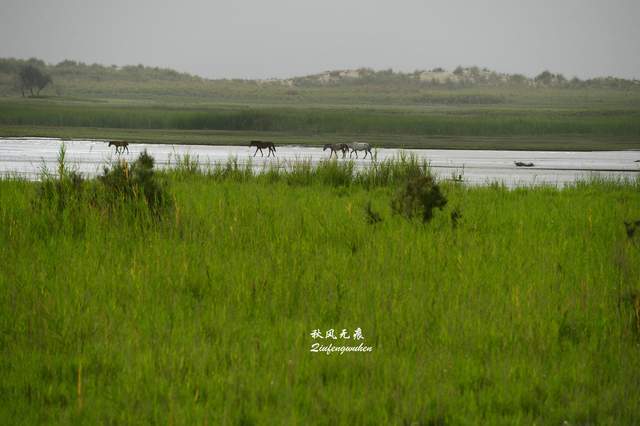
514;161;534;167
635;160;640;163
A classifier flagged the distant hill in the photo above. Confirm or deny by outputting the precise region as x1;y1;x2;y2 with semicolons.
283;66;639;89
1;57;638;104
2;57;639;88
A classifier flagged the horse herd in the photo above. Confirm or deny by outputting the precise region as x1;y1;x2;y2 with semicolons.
250;140;373;159
107;140;373;159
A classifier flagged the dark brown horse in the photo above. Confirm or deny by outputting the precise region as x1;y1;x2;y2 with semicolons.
323;143;349;159
249;140;276;157
108;141;129;154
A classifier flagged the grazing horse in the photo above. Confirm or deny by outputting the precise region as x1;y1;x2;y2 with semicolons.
348;142;372;159
323;143;349;159
249;140;276;157
108;141;129;154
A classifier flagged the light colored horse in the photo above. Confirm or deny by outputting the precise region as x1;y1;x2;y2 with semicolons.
348;142;372;159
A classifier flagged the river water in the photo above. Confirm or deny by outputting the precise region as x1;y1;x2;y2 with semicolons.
1;137;638;187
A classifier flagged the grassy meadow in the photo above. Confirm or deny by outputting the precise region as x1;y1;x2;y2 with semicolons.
1;151;640;424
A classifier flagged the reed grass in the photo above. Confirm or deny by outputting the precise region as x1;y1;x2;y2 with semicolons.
1;100;639;137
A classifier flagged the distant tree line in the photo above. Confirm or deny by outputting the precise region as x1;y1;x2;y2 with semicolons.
291;65;640;90
0;57;200;86
0;57;638;94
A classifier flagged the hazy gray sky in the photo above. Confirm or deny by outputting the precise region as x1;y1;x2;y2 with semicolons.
1;0;639;79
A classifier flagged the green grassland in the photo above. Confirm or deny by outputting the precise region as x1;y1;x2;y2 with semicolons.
1;153;640;424
1;58;640;150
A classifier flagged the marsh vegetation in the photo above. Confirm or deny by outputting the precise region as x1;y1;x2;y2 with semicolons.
1;149;639;423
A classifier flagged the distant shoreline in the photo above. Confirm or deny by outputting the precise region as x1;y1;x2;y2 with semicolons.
1;127;639;152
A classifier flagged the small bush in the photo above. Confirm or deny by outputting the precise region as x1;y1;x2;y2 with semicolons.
98;150;173;216
392;174;447;222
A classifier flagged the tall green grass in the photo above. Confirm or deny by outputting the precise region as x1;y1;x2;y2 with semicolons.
1;153;639;424
166;151;432;188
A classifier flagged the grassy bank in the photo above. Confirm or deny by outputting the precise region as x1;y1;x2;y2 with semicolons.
1;153;639;424
2;96;640;151
2;99;640;137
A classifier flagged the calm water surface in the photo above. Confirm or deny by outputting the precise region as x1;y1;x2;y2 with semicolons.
1;138;638;187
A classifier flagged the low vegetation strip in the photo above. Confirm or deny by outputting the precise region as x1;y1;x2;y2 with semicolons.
1;100;640;137
1;150;639;424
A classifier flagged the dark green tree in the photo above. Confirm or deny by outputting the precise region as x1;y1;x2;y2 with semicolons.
18;64;52;97
534;70;554;86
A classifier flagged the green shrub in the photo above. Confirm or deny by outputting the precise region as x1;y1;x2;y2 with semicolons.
98;150;173;216
392;174;447;222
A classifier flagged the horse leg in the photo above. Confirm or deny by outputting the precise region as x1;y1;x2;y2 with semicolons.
125;145;129;154
253;148;258;157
